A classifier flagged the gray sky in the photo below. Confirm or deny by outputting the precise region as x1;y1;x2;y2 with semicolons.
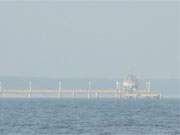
0;1;179;78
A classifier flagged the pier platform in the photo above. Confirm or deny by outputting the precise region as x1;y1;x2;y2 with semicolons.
0;89;161;99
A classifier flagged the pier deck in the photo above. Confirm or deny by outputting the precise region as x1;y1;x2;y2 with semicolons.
0;89;161;99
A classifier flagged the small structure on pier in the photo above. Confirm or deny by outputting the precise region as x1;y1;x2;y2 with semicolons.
121;74;160;99
122;74;138;91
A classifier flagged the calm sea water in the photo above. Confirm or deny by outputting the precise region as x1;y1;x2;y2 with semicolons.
0;99;179;135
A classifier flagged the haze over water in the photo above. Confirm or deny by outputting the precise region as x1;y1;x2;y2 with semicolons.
0;1;179;79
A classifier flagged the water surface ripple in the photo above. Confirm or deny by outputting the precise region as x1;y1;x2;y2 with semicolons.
0;99;179;135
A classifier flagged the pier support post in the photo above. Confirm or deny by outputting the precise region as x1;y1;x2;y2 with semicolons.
88;81;91;99
95;91;98;99
146;81;151;92
88;90;90;99
116;81;120;98
0;81;2;97
119;89;121;99
160;92;162;100
28;81;32;98
73;89;75;98
58;81;62;98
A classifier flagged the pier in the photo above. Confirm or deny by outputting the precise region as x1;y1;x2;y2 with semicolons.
0;75;162;99
0;89;161;99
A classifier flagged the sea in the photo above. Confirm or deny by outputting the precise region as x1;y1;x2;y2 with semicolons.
0;98;179;135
